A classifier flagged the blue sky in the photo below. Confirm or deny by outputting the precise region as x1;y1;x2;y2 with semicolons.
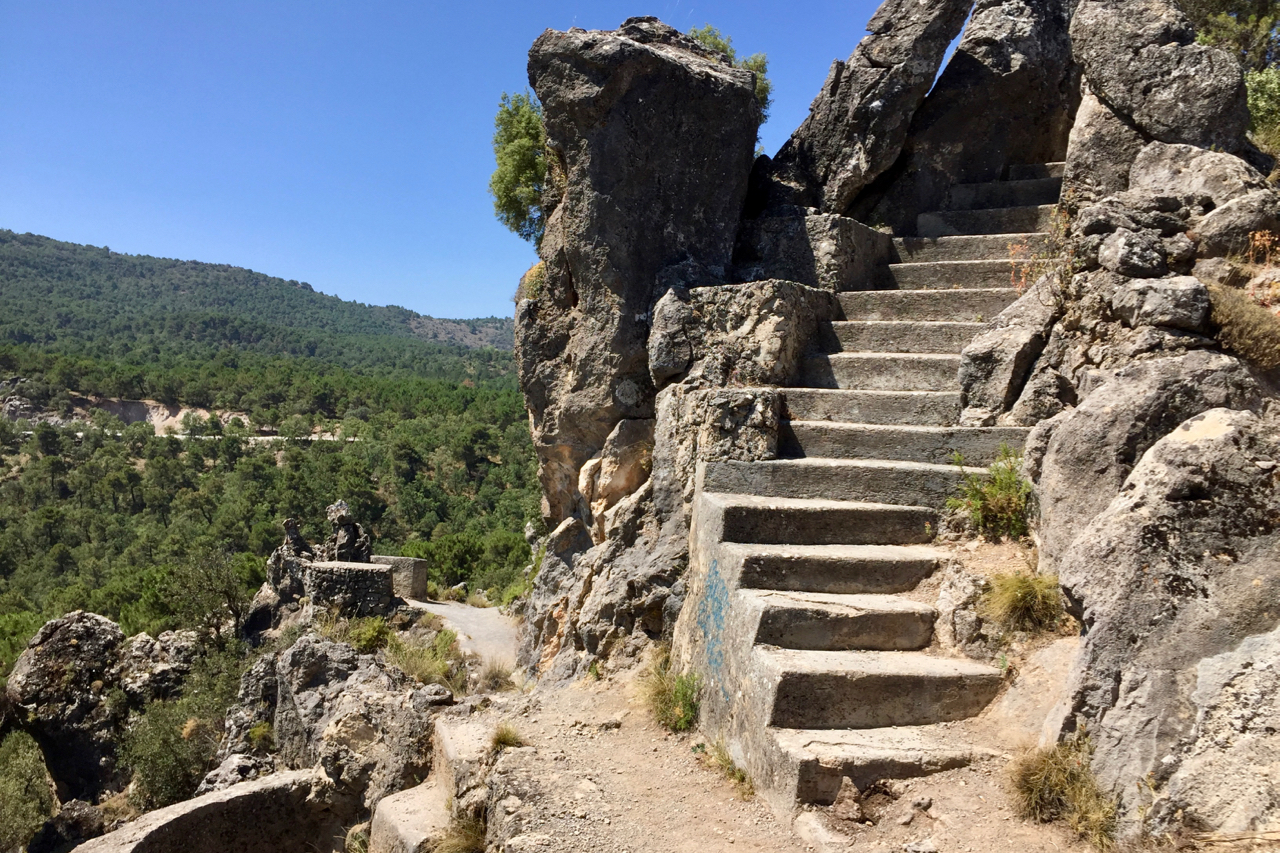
0;1;882;319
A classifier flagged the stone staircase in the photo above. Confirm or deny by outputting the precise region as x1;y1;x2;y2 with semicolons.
675;163;1063;812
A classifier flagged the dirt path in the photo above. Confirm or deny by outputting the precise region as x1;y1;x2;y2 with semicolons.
478;667;1087;853
407;600;518;664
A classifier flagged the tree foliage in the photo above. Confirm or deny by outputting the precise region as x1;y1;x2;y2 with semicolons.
687;25;774;121
488;92;548;246
0;731;54;851
1182;0;1280;70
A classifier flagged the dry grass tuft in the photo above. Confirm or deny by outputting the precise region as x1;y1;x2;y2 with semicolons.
478;658;513;693
701;741;754;799
984;572;1063;632
385;629;467;695
432;816;487;853
641;644;700;733
489;722;524;756
1011;734;1117;849
1209;284;1280;370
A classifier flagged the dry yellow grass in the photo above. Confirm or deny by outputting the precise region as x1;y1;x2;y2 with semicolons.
1011;735;1117;849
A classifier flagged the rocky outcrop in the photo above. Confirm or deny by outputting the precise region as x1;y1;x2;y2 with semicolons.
521;278;833;678
518;17;760;526
318;500;372;563
3;612;197;802
72;769;353;853
27;800;105;853
211;633;447;812
1032;352;1265;574
855;0;1077;232
1054;407;1280;833
753;0;973;214
1063;0;1255;201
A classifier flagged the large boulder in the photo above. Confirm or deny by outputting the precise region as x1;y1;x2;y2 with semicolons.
4;612;197;802
212;634;444;812
518;17;760;526
753;0;973;213
1033;351;1264;573
1069;0;1249;153
1054;408;1280;834
72;770;352;853
1062;86;1148;202
856;0;1077;232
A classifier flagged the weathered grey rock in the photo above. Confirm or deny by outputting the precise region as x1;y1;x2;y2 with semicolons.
518;16;759;526
370;556;430;601
732;214;892;291
319;500;372;563
1110;276;1209;331
855;0;1076;232
215;634;436;812
196;753;277;795
1035;351;1264;573
959;279;1062;425
28;800;104;853
1007;365;1077;425
1070;0;1249;152
648;280;836;391
578;418;655;544
1055;408;1280;834
1097;228;1167;278
754;0;972;213
1128;142;1266;206
72;769;353;853
4;613;198;802
1194;189;1280;258
1062;86;1148;202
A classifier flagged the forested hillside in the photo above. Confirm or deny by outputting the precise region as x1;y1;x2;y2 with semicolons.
0;230;538;681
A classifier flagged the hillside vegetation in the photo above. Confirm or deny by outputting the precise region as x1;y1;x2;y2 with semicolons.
0;231;538;682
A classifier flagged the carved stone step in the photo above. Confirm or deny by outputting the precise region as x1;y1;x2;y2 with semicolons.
892;232;1050;263
823;320;982;354
702;458;978;506
760;725;997;806
837;288;1018;322
944;177;1062;211
782;389;961;426
781;421;1029;465
917;204;1056;238
703;492;936;546
884;259;1022;291
758;648;1004;729
1006;161;1065;180
722;542;943;594
742;590;935;651
801;352;960;392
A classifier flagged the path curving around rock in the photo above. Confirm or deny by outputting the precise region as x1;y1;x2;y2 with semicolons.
407;599;518;664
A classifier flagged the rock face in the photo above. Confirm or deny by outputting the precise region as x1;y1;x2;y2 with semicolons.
1055;408;1280;832
855;0;1077;232
1033;352;1264;574
521;279;832;678
518;17;760;526
3;612;197;802
72;770;352;853
211;633;444;812
319;500;372;563
754;0;973;214
1070;0;1248;153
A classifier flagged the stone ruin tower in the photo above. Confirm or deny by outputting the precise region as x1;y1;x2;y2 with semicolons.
513;2;1280;840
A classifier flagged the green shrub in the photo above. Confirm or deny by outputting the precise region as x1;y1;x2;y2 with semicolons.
316;615;394;654
0;731;55;851
984;572;1063;631
1011;734;1117;849
247;721;275;753
386;629;466;695
120;700;221;809
1210;284;1280;370
642;645;700;733
947;445;1034;539
119;643;244;810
